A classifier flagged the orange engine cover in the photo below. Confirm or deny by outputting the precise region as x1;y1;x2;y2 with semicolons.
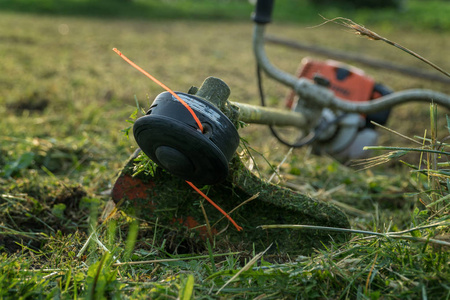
286;58;376;108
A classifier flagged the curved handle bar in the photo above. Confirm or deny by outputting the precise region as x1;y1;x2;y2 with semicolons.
252;0;274;24
253;23;450;114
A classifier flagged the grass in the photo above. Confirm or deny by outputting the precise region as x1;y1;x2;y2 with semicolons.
1;3;450;299
1;0;450;31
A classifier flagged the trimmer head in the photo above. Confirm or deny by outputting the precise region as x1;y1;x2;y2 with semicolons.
133;91;240;185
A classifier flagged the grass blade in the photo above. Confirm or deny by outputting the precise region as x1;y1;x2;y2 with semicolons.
215;244;272;295
179;274;195;300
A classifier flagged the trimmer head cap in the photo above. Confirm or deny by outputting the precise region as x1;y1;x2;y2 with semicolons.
133;91;240;185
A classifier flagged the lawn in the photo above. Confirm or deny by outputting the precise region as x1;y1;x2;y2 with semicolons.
1;1;450;298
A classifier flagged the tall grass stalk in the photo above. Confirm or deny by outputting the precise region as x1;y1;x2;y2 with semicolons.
317;17;450;78
259;224;450;247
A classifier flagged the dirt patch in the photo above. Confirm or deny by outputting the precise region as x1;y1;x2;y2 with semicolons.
0;183;90;254
7;91;49;114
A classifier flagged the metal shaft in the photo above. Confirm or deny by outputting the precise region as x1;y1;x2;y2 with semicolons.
195;76;307;129
231;101;307;128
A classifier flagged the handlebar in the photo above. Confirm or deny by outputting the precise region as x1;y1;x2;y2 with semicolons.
252;5;450;114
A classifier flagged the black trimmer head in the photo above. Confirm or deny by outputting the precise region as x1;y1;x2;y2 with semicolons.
133;91;240;185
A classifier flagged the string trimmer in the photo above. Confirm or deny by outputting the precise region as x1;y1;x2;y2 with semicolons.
112;76;350;254
110;0;450;254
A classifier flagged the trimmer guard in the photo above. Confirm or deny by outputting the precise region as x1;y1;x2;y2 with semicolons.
112;150;350;254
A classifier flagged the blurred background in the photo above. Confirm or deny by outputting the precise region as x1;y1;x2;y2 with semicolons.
1;0;450;184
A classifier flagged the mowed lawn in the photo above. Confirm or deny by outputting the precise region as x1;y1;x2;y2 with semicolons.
1;9;450;299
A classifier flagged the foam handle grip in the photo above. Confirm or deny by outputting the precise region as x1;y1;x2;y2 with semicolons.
252;0;274;24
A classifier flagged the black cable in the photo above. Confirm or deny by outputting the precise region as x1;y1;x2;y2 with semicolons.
256;64;323;148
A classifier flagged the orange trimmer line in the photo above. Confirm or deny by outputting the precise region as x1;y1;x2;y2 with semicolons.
112;48;203;133
186;181;243;231
113;48;242;232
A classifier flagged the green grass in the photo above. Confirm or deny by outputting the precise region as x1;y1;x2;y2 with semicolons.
1;0;450;30
1;5;450;299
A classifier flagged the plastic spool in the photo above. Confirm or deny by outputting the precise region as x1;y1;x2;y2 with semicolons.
133;91;240;185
